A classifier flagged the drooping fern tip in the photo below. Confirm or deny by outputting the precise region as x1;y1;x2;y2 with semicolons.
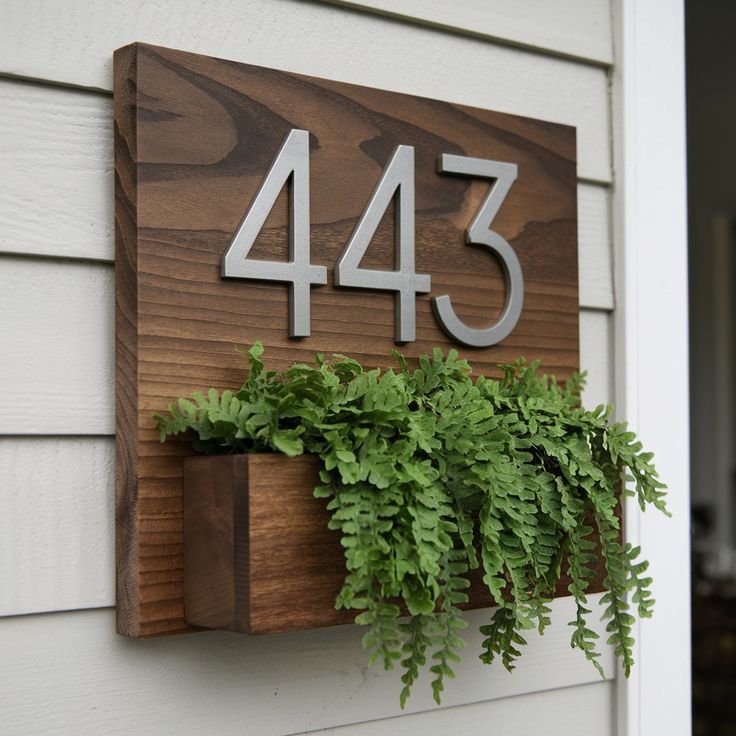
155;342;668;706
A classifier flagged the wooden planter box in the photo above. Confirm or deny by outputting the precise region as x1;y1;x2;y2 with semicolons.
183;453;602;635
183;453;349;634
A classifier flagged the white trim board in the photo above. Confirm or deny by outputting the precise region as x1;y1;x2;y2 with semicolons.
612;1;691;734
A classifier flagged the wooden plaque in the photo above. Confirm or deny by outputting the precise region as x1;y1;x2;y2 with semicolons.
114;42;578;637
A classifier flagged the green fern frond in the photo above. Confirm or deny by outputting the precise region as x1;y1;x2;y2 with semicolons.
155;344;668;705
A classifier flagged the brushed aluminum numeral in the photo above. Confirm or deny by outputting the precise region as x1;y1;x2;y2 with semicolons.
223;133;524;346
432;154;523;348
334;145;431;343
221;129;327;337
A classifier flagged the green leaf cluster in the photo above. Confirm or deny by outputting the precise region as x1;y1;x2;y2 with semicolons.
155;342;668;705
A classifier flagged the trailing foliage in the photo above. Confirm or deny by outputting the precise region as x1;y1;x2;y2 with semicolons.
155;343;668;705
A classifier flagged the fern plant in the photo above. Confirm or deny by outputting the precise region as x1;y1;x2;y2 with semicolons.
155;343;668;706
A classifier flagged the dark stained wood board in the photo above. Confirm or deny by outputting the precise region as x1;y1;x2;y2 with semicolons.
183;454;603;635
114;42;579;637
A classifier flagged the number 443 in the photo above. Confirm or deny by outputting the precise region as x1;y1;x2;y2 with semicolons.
221;129;524;348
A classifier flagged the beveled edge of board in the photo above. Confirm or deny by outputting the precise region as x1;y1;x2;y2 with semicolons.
114;43;141;637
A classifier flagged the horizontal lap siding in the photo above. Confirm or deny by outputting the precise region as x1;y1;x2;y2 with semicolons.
0;606;615;735
0;258;114;435
306;680;614;735
0;0;616;733
0;437;115;615
0;0;611;182
0;311;609;615
0;80;614;308
0;256;611;437
0;82;113;262
319;0;614;65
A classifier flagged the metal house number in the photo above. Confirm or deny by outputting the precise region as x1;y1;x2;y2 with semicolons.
221;128;523;347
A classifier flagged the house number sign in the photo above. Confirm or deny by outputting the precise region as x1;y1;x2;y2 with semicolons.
114;43;579;638
223;129;523;347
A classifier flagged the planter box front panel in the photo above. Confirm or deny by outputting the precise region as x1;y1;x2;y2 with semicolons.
184;454;349;634
114;42;579;636
183;454;604;636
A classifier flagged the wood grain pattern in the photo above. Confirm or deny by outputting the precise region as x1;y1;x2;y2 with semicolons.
115;45;141;635
115;42;579;636
183;454;345;633
183;454;605;635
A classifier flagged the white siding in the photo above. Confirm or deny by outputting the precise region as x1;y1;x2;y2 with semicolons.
580;310;612;408
0;81;113;263
0;257;609;439
0;438;115;616
307;681;614;735
0;0;618;733
0;0;611;183
0;257;114;435
578;184;615;310
0;79;614;308
0;310;610;616
0;607;615;735
320;0;614;65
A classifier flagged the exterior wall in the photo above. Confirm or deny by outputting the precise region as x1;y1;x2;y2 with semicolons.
0;1;617;733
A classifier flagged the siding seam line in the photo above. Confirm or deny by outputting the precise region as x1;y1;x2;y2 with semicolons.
310;0;614;69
